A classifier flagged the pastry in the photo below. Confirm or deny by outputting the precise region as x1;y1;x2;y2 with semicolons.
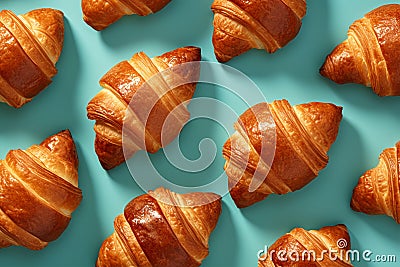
87;46;201;170
320;4;400;96
258;224;353;266
0;130;82;250
82;0;172;30
351;141;400;223
0;8;64;108
96;187;221;267
211;0;306;62
223;99;342;208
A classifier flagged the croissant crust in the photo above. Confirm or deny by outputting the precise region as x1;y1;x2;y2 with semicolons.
320;4;400;96
0;8;64;108
223;99;342;208
87;46;201;170
96;188;222;267
0;130;82;250
258;224;353;267
211;0;306;62
82;0;172;30
351;141;400;223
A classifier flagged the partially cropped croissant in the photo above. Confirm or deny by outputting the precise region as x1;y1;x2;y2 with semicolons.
0;8;64;108
258;224;353;266
211;0;306;62
82;0;172;30
223;99;342;208
97;187;221;267
87;46;201;170
351;141;400;223
320;4;400;96
0;130;82;250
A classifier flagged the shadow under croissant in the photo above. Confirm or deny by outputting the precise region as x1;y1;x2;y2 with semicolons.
105;157;145;195
202;201;239;266
72;142;105;264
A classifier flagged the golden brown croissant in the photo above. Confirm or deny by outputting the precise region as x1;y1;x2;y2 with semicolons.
320;4;400;96
211;0;307;62
258;224;353;266
82;0;172;30
96;187;221;267
223;99;342;208
351;141;400;223
0;130;82;250
87;46;201;170
0;8;64;108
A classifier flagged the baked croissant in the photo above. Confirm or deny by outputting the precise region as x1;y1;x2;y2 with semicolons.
211;0;307;62
96;187;221;267
320;4;400;96
258;224;353;266
0;8;64;108
82;0;172;30
0;130;82;250
223;99;342;208
87;46;201;170
351;141;400;223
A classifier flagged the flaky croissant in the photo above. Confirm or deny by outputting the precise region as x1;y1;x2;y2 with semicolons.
258;224;353;266
87;46;201;170
0;8;64;108
82;0;172;30
211;0;306;62
96;187;221;267
320;4;400;96
351;141;400;223
0;130;82;250
223;99;342;208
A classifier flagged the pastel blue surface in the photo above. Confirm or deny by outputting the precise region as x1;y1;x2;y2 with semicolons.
0;0;399;266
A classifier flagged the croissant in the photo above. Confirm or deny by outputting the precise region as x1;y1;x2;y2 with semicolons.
351;141;400;223
0;130;82;250
320;4;400;96
82;0;172;30
0;8;64;108
87;46;201;170
258;224;353;266
211;0;307;62
223;99;342;208
96;187;221;267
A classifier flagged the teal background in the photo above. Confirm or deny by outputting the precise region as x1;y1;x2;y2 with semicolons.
0;0;400;266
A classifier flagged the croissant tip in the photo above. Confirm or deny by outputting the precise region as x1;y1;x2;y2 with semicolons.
182;46;202;60
319;56;336;82
24;8;64;24
97;148;124;170
100;160;116;170
39;129;79;170
59;129;72;136
214;50;232;63
26;7;64;16
186;46;202;60
350;198;359;212
185;45;201;52
83;17;106;31
52;129;73;141
336;223;348;229
319;63;328;77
